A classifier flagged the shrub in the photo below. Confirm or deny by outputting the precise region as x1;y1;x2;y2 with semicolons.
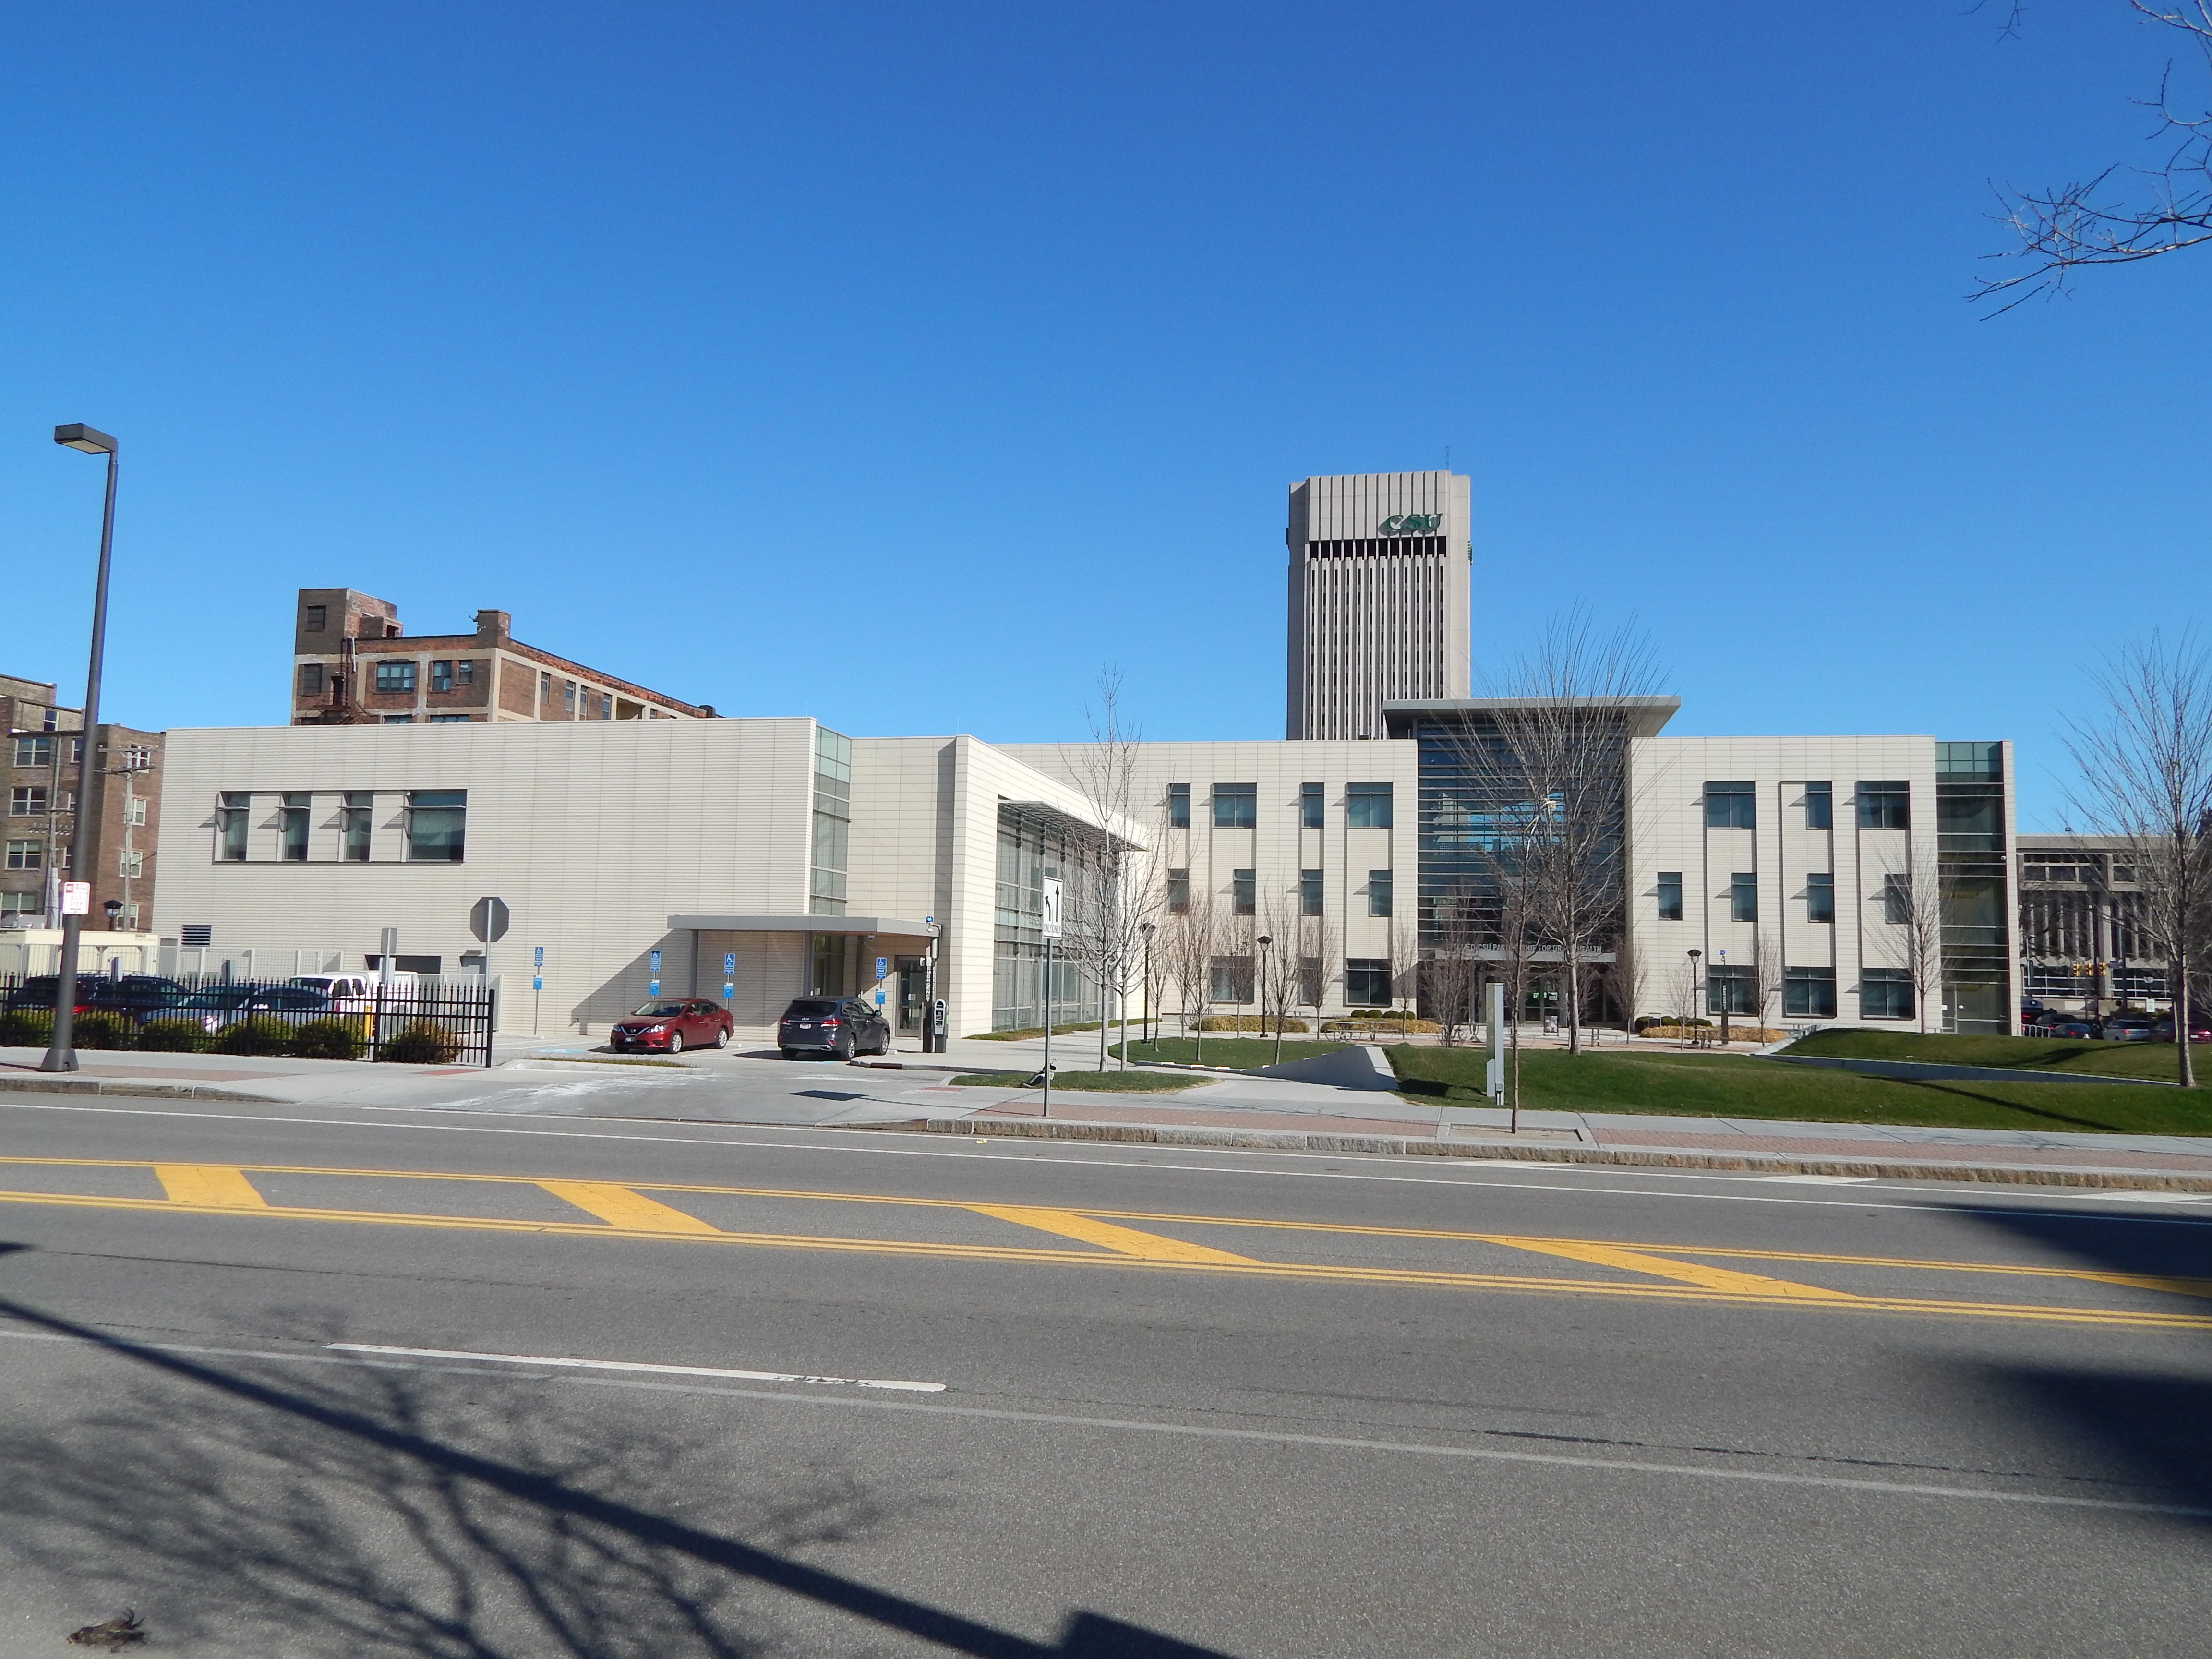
1196;1015;1308;1033
291;1017;367;1061
136;1018;209;1053
0;1009;54;1047
213;1017;294;1056
71;1011;133;1050
1636;1014;1711;1031
378;1019;459;1064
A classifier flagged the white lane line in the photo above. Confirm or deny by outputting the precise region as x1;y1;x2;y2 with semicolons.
572;1376;2210;1519
325;1342;946;1393
1756;1174;1877;1185
2083;1190;2208;1204
2;1099;2209;1224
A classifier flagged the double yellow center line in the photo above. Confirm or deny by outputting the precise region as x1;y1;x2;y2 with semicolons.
6;1155;2202;1331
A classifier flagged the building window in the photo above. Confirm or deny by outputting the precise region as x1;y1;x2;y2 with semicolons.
297;663;324;697
126;797;145;827
281;792;311;862
1;891;39;917
1213;784;1257;829
1209;956;1254;1004
1707;964;1758;1015
431;660;454;693
1166;783;1190;829
11;786;48;817
381;715;415;725
600;693;613;719
1858;781;1910;830
68;737;84;764
810;727;852;913
1879;874;1911;926
1705;781;1756;829
39;708;57;732
1730;872;1757;923
343;791;373;862
564;680;576;712
304;604;327;632
1345;958;1393;1006
540;671;551;711
1166;869;1190;914
12;735;52;769
1369;869;1393;918
1805;872;1834;923
405;790;467;862
218;792;249;861
1783;967;1837;1018
373;660;417;695
1804;781;1832;830
1231;868;1256;915
428;715;471;724
1935;741;2002;781
119;848;144;878
1300;783;1323;829
4;840;38;870
1300;868;1324;915
1656;871;1683;921
457;660;476;686
1347;782;1393;828
1861;969;1913;1020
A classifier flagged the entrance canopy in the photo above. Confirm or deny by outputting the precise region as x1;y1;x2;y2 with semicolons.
668;914;938;938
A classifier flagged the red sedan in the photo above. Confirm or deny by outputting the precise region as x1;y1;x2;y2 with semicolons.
609;999;733;1054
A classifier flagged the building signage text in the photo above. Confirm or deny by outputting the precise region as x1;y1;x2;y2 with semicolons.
1379;513;1442;535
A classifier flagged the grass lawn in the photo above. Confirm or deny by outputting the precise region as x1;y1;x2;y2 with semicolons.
950;1070;1209;1092
1386;1045;2212;1136
964;1022;1106;1041
1107;1038;1351;1069
1785;1027;2199;1083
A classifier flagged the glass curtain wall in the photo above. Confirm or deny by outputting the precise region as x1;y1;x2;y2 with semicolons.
1936;741;2011;1033
992;804;1102;1031
809;727;851;915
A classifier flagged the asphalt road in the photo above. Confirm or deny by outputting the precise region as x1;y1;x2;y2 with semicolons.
0;1090;2206;1658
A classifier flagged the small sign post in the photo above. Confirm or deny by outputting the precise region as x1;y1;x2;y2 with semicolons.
531;946;545;1035
59;882;89;916
1039;879;1062;1118
469;898;510;1016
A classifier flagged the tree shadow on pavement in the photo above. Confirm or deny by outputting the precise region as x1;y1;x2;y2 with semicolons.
0;1284;1234;1659
1950;1205;2212;1521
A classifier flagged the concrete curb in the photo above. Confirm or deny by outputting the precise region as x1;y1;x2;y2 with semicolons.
0;1076;274;1103
856;1116;2212;1192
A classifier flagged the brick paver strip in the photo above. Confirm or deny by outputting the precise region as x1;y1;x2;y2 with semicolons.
1590;1129;2212;1172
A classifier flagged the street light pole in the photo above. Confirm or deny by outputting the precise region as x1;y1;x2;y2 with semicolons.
40;424;119;1074
1685;949;1702;1051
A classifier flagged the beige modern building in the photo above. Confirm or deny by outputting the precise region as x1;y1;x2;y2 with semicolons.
153;718;1116;1039
1285;471;1471;741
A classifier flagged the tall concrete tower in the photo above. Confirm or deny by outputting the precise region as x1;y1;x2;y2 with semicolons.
1285;470;1471;740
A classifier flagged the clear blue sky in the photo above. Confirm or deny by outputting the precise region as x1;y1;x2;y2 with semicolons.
1;2;2203;829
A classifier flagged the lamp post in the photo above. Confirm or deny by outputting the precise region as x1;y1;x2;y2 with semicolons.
1685;949;1702;1050
1254;934;1271;1040
40;424;119;1074
1138;921;1155;1049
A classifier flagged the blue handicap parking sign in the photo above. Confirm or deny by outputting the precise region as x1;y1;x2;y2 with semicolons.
533;946;544;968
722;981;735;999
874;991;885;1006
532;976;542;991
647;979;659;998
875;956;887;979
649;950;661;973
723;951;736;974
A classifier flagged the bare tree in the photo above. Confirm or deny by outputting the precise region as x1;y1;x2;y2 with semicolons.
1875;840;1946;1036
1256;890;1305;1064
2065;633;2212;1086
1664;953;1699;1040
1161;894;1216;1064
1980;2;2212;311
1300;907;1339;1040
1057;671;1162;1073
1753;925;1786;1036
1453;609;1666;1056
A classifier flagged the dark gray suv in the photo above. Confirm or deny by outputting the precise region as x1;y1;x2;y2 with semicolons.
776;997;890;1060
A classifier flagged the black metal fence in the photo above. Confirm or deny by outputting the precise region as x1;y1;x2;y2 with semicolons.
0;971;497;1068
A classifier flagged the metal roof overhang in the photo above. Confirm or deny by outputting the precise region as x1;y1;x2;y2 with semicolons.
668;914;939;937
1382;696;1680;741
999;799;1144;854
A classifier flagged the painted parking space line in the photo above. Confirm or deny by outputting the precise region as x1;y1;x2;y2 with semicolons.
325;1342;945;1392
962;1204;1259;1263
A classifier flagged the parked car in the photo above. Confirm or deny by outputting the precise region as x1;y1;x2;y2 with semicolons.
777;997;890;1060
2037;1016;2104;1039
2103;1015;2157;1043
4;974;188;1022
171;984;332;1034
2149;1019;2212;1043
289;974;382;1012
609;998;733;1054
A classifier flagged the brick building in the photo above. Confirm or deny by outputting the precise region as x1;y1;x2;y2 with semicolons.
289;589;712;725
1;673;164;932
